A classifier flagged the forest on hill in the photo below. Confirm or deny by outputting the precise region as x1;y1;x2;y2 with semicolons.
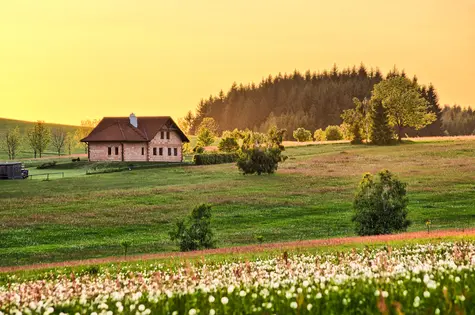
185;65;474;138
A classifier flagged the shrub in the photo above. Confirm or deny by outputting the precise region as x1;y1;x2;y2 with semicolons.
218;137;239;152
293;127;313;142
169;204;215;251
352;170;410;236
237;147;286;175
193;146;205;153
37;161;57;169
193;153;238;165
324;125;344;140
313;128;326;141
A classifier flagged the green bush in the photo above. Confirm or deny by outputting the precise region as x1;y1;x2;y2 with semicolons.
293;127;313;142
169;204;215;251
193;153;239;165
313;128;326;141
324;125;344;140
352;170;410;236
237;147;286;175
218;137;239;152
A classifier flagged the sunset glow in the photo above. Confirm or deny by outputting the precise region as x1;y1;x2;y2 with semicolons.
1;0;474;125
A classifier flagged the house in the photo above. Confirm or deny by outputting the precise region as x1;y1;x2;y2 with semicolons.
81;114;189;162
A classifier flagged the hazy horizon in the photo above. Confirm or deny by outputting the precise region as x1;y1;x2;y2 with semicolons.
1;0;474;125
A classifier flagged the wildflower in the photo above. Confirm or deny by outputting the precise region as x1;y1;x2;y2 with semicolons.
265;302;272;309
208;296;215;303
374;290;380;297
138;304;145;312
423;291;430;298
221;297;229;305
189;309;197;315
307;304;313;311
316;292;322;299
227;285;235;294
303;280;309;287
435;309;440;315
459;295;466;302
413;296;420;308
382;291;389;298
290;301;298;309
239;290;246;297
209;310;215;315
455;276;461;283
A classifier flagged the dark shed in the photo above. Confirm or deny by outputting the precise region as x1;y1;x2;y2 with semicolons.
0;162;23;179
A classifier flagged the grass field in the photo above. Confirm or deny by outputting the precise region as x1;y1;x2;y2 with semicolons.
0;139;474;267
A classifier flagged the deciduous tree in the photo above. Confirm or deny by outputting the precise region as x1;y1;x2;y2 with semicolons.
2;126;22;160
51;128;67;156
26;121;51;158
371;77;436;142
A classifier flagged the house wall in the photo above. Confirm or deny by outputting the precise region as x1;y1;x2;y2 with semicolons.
123;142;148;161
88;142;123;161
87;131;183;162
148;130;183;162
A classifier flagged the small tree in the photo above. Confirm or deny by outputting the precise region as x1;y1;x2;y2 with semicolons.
314;128;326;141
352;170;410;236
324;125;343;140
169;204;215;251
196;127;215;147
2;127;22;160
26;121;51;158
120;240;131;258
65;131;76;155
370;99;393;145
198;117;219;136
218;137;239;152
51;127;67;156
293;127;312;142
75;119;99;153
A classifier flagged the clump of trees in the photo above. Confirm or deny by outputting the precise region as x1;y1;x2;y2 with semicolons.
441;105;475;135
169;204;215;251
352;170;410;236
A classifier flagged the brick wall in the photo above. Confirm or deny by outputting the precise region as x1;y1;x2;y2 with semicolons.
88;142;124;162
148;129;183;162
87;130;184;162
123;142;148;161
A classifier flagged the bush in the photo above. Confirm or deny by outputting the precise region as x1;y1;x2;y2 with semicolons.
169;204;215;251
193;146;205;153
237;147;286;175
37;161;57;169
352;170;410;236
293;127;313;142
324;125;343;140
193;153;239;165
218;137;239;152
313;128;326;141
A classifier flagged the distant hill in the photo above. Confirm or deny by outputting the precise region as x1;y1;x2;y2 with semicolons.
0;118;84;159
188;65;444;139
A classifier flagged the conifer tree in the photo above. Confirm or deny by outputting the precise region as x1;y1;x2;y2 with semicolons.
370;100;393;145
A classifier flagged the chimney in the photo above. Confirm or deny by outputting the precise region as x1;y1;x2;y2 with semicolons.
129;113;138;128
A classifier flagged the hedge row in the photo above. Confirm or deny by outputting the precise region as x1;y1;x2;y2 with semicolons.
193;153;239;165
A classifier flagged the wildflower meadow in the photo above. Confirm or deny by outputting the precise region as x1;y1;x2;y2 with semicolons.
1;241;474;314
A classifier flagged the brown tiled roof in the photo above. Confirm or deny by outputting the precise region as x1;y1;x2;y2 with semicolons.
81;116;189;143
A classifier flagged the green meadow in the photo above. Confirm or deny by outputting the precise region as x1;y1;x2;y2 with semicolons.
0;139;474;267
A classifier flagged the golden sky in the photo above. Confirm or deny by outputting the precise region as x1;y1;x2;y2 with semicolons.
1;0;474;125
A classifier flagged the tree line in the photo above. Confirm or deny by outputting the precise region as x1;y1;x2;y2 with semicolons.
1;120;98;160
180;64;472;139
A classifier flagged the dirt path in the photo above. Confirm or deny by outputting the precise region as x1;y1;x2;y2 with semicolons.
1;229;474;273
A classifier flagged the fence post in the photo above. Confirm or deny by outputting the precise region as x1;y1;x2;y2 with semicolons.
46;174;49;181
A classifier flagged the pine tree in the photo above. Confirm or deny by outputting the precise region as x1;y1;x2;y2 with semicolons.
370;100;393;145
